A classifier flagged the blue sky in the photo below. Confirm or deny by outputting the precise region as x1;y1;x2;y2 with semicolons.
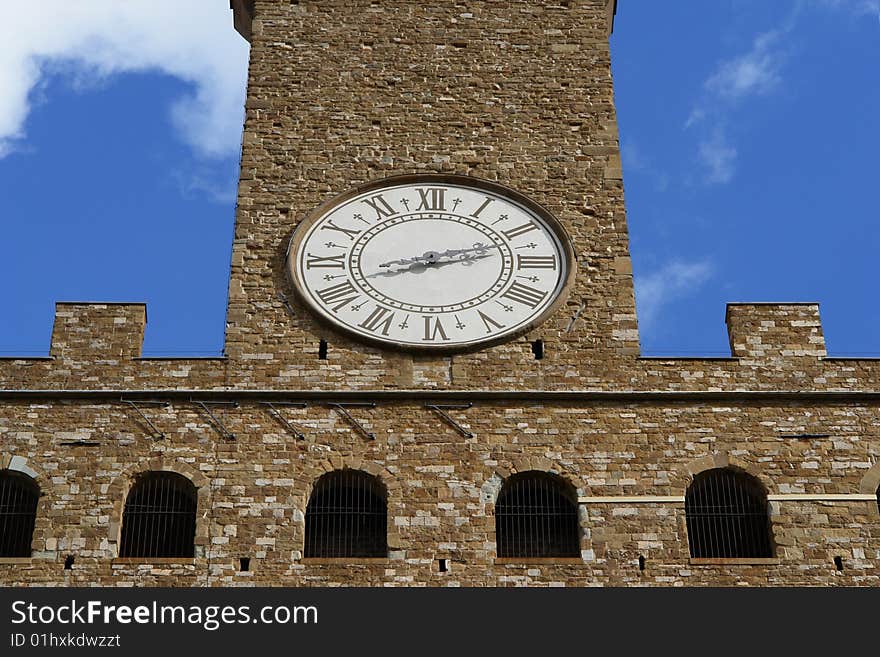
0;1;877;358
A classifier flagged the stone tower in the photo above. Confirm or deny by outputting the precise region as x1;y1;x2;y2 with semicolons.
225;0;638;389
0;0;878;587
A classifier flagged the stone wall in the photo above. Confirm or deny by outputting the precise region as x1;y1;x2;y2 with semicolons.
1;399;878;586
1;0;878;587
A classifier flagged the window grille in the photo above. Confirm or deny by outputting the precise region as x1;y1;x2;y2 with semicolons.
685;468;773;559
304;470;387;558
0;471;39;558
119;472;197;558
496;471;580;558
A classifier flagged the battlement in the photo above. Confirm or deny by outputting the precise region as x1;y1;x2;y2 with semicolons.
229;0;618;43
49;302;146;362
726;303;826;360
230;0;254;41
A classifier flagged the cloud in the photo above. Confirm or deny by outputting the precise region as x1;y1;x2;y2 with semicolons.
621;140;670;192
635;260;714;329
685;1;877;185
172;166;240;205
0;1;249;159
705;31;785;101
685;30;788;184
697;131;738;185
802;0;880;16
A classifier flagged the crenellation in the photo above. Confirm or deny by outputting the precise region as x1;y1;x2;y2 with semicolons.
727;303;827;360
49;302;146;361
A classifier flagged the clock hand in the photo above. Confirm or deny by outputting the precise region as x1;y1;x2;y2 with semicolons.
378;243;491;268
367;252;494;279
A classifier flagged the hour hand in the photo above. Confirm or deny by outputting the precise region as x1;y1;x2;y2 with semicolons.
378;255;424;268
378;243;491;268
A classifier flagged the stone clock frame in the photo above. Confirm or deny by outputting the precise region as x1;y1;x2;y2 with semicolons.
285;173;577;353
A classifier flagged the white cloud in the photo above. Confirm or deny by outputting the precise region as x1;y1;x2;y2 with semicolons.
684;1;877;185
172;166;240;205
635;260;714;329
698;131;738;185
705;31;785;101
621;140;671;192
0;1;249;159
802;0;880;16
685;30;787;184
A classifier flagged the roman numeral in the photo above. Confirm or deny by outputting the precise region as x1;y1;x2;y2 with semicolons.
477;310;505;334
416;187;446;211
316;280;359;312
470;197;494;218
501;281;547;309
517;254;556;270
306;252;346;269
358;305;395;336
361;194;398;219
422;316;450;341
320;220;361;240
502;221;538;240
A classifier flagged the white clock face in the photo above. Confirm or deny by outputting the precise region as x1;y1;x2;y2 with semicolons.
287;176;573;351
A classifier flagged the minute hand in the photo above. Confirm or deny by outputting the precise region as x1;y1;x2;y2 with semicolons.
378;243;491;268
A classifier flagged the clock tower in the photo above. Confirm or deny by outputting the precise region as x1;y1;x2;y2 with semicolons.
225;0;638;390
1;0;877;589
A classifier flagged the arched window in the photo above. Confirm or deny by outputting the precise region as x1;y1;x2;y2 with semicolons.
496;471;580;559
0;470;40;558
685;468;773;559
304;470;387;558
119;472;197;558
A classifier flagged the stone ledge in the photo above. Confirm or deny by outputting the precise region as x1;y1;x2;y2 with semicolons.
494;558;583;565
111;558;196;565
300;558;389;565
689;558;781;566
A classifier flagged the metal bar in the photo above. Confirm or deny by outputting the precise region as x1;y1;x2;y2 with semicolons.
496;473;578;559
684;470;773;559
425;403;474;438
192;400;237;440
120;473;196;558
304;470;386;558
0;473;38;557
122;399;168;439
579;494;877;503
260;402;307;440
329;403;376;440
277;292;296;318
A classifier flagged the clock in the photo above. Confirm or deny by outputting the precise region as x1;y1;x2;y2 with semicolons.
286;175;575;351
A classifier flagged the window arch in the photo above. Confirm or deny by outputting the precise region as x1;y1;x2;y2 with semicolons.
304;470;387;558
685;467;773;559
0;470;40;557
119;471;197;558
496;471;580;559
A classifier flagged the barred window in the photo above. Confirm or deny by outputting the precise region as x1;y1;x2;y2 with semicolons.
304;470;387;558
685;468;773;559
496;471;580;559
119;472;197;559
0;470;39;558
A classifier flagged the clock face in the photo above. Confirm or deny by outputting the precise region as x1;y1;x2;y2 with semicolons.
287;175;574;351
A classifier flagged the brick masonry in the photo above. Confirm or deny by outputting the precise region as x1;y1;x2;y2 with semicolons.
0;0;878;586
